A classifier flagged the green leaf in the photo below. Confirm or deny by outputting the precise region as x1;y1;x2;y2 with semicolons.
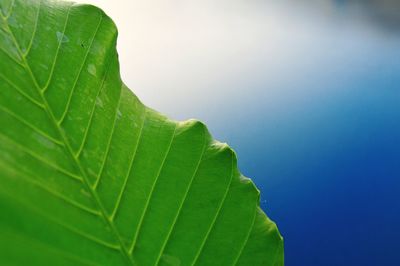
0;0;283;265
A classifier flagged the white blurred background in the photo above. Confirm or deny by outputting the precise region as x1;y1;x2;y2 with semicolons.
74;0;400;122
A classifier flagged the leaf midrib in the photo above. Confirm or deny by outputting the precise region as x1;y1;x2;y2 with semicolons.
0;8;136;266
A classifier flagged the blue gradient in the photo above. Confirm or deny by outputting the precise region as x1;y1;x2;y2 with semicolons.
203;4;400;265
214;79;400;265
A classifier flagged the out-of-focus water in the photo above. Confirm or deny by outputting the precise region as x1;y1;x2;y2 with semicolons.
81;0;400;264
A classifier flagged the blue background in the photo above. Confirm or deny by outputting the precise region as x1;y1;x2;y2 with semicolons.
205;2;400;265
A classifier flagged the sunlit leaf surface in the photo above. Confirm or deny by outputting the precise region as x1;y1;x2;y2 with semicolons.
0;0;283;265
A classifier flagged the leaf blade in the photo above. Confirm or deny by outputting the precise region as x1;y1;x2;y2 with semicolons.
0;1;283;265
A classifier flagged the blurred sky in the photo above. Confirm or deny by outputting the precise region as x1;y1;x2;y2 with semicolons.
76;0;400;265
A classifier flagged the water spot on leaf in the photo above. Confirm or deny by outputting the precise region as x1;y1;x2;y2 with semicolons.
117;109;122;119
88;64;96;76
7;16;17;27
96;97;104;108
56;31;69;43
86;167;97;178
33;132;55;149
20;46;27;54
161;254;181;266
40;63;49;70
80;188;91;198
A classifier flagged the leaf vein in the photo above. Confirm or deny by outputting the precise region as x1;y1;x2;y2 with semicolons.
154;125;208;265
2;11;136;264
0;133;82;181
129;122;178;254
0;105;64;145
190;152;235;266
0;72;45;108
14;168;101;216
231;209;258;266
0;45;24;66
0;176;120;251
23;0;40;57
92;84;123;190
3;0;15;19
4;228;101;266
110;110;147;221
41;3;71;90
74;62;112;158
56;14;103;123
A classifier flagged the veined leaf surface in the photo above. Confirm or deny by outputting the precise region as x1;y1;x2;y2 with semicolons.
0;0;283;265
